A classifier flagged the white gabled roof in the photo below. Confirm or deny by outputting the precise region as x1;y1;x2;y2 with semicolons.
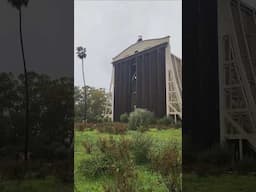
112;36;170;63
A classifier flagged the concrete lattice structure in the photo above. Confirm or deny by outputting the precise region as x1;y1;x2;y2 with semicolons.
109;36;182;122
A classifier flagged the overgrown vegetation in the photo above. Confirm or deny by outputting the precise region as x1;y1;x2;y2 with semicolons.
131;133;153;165
128;108;154;131
149;142;182;192
120;113;129;123
157;116;175;125
79;136;138;192
75;127;182;191
79;152;112;178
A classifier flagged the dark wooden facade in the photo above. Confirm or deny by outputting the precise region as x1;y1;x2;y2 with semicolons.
113;43;167;121
182;0;220;150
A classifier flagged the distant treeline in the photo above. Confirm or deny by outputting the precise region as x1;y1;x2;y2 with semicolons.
75;86;111;123
0;72;73;160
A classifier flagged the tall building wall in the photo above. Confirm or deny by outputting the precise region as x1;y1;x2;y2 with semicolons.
113;43;167;121
183;0;256;156
182;0;220;150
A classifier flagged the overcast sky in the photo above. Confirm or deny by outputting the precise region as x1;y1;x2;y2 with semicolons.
75;0;182;90
0;0;73;77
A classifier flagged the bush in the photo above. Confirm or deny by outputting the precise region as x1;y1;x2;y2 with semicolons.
120;113;129;123
165;172;182;192
96;122;127;134
131;133;153;164
96;136;113;154
128;108;154;131
82;140;93;154
157;116;174;125
113;123;127;134
102;137;137;192
149;142;181;191
95;136;137;192
79;152;112;178
75;123;85;131
96;123;114;133
86;122;98;129
149;142;181;176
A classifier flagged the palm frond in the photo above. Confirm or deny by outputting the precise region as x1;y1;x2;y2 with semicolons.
76;46;87;59
8;0;29;9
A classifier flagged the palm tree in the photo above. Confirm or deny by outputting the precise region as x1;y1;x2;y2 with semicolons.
76;46;87;127
8;0;30;161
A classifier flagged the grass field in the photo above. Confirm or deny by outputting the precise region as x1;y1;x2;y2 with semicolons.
2;127;254;191
0;177;72;192
75;127;256;192
74;128;181;192
183;174;256;192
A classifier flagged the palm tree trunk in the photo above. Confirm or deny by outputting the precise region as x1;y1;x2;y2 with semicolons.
19;8;29;161
81;59;87;127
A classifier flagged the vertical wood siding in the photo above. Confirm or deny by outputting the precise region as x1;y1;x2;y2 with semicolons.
113;44;167;121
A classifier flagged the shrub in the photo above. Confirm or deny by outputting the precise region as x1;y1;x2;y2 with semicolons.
113;122;127;134
149;142;181;176
137;125;149;132
136;170;169;192
96;136;132;160
157;116;174;125
96;122;114;133
79;152;112;178
75;123;85;131
102;137;137;192
128;108;154;131
120;113;129;123
165;172;182;192
97;136;113;154
103;159;137;192
104;162;137;192
82;140;93;154
80;136;137;191
96;122;127;134
149;142;182;192
131;133;153;164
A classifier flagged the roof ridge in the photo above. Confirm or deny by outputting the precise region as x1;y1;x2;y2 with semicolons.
112;36;170;61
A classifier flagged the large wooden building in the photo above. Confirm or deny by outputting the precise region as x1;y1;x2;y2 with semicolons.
110;36;182;122
183;0;256;158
